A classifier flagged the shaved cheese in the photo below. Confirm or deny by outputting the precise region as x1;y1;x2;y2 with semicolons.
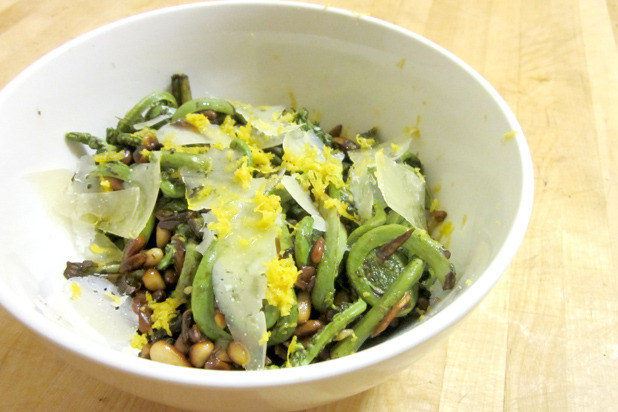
280;174;326;231
181;147;265;210
283;128;325;158
211;199;279;370
282;134;354;220
157;122;208;146
66;152;161;239
375;151;426;229
347;160;375;222
234;101;299;148
133;113;173;130
348;134;412;165
157;121;232;148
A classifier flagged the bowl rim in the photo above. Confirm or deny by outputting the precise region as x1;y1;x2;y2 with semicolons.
0;0;534;388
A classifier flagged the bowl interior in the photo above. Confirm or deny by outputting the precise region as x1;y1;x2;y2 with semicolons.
0;0;532;387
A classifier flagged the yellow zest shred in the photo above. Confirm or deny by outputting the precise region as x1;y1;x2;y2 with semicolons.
93;150;125;164
437;221;455;248
99;178;113;192
89;243;107;254
131;333;149;350
355;135;375;149
503;130;518;140
250;145;277;174
145;293;183;336
208;201;239;238
259;331;271;345
103;292;122;307
439;221;455;237
430;198;440;213
233;158;253;189
161;135;209;154
282;144;356;221
235;122;257;146
264;256;300;316
69;282;82;300
185;112;211;133
253;189;282;230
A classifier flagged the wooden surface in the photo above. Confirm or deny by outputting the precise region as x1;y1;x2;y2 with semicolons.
1;0;617;410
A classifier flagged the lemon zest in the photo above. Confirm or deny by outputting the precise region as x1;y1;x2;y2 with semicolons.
93;151;125;164
145;293;183;336
131;333;149;350
264;256;300;316
69;282;82;300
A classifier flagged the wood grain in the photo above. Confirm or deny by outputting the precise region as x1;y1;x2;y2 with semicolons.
1;0;617;410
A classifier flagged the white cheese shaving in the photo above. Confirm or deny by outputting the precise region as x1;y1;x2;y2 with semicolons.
211;200;278;370
233;102;300;148
280;174;326;231
66;152;161;239
374;151;426;229
157;122;232;148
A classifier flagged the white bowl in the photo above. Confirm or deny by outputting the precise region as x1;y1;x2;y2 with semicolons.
0;1;533;411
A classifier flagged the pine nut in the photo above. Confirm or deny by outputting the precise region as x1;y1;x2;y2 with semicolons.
214;312;226;329
297;291;311;324
149;341;191;367
143;247;164;267
204;357;232;370
139;343;151;358
215;345;231;362
189;341;214;368
142;268;166;291
227;341;250;368
156;226;172;249
294;320;323;337
310;237;325;264
106;177;124;191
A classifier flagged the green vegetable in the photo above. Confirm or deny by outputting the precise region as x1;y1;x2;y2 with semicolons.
171;73;193;105
191;241;231;341
288;298;367;366
65;131;117;153
116;91;177;133
171;242;201;299
311;208;348;312
268;295;299;346
293;216;315;267
331;258;424;358
171;97;235;122
159;151;210;171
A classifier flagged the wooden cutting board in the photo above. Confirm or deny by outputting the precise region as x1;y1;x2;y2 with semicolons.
0;0;616;410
